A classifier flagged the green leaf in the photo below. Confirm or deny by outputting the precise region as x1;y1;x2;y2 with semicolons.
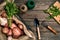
4;0;19;28
47;6;60;19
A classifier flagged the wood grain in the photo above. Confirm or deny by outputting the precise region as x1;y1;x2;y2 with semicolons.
0;0;60;40
16;0;60;40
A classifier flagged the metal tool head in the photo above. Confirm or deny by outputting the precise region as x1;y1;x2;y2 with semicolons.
34;18;39;27
41;21;48;27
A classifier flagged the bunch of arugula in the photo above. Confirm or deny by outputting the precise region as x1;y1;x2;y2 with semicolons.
4;0;19;28
47;6;60;19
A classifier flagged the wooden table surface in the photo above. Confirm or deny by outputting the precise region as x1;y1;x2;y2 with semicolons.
15;0;60;40
0;0;60;40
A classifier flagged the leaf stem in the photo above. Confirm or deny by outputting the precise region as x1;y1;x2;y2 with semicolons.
8;16;12;28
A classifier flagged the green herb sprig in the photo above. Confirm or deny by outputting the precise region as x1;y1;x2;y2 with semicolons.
4;0;19;28
47;6;60;19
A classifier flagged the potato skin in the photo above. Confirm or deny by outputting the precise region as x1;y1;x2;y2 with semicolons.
7;29;12;36
2;27;9;34
12;27;22;38
11;23;17;29
18;24;23;30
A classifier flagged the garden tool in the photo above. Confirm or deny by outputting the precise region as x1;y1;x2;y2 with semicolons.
41;21;57;35
34;18;41;40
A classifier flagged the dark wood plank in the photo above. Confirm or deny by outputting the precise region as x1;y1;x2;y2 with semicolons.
19;11;55;22
22;19;54;22
41;32;60;40
24;21;60;31
15;0;56;10
20;11;49;19
0;0;60;40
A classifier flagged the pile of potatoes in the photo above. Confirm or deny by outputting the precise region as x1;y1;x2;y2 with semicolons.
0;11;24;39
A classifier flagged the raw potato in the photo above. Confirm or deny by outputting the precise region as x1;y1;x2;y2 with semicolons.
2;27;9;34
12;27;22;38
7;29;12;36
18;24;23;30
4;23;8;28
11;23;17;29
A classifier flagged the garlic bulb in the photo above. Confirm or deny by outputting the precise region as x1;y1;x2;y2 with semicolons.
0;17;7;26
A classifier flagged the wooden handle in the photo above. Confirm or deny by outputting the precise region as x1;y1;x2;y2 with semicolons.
48;26;57;35
37;27;41;40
